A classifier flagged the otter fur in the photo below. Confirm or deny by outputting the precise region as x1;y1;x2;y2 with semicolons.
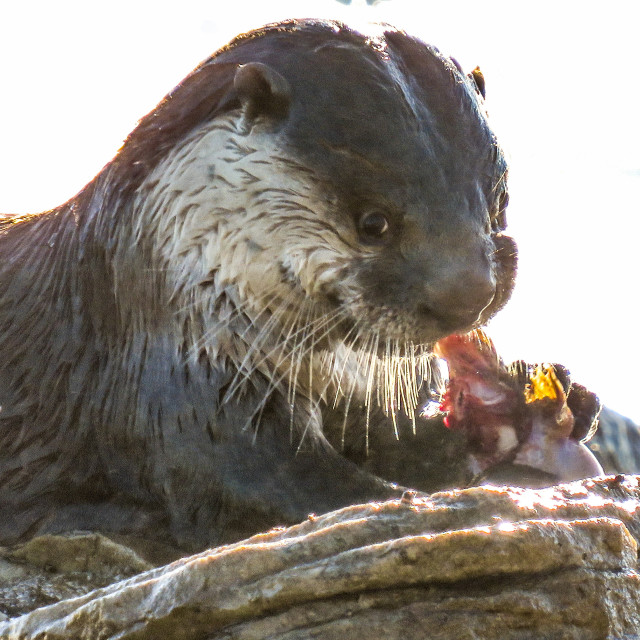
0;20;515;551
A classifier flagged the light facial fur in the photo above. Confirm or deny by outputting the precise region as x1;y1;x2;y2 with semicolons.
136;110;440;431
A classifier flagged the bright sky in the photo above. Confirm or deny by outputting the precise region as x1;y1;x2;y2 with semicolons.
1;0;639;421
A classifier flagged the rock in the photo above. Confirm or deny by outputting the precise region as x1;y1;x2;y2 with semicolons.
0;533;153;618
590;407;640;474
2;476;640;639
8;533;153;574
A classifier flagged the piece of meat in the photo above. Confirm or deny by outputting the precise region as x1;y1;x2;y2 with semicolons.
433;330;604;486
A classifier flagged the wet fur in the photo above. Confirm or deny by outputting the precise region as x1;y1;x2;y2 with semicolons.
0;20;515;551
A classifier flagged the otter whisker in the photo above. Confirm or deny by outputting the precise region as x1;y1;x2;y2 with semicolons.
285;297;316;409
244;304;350;440
228;297;321;404
298;342;355;455
242;301;346;412
336;322;375;450
221;288;303;401
182;282;284;360
283;299;317;442
382;338;399;437
397;344;417;432
330;317;365;409
238;288;299;356
363;331;380;454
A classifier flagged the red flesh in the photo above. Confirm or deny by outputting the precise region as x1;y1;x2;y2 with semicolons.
434;331;604;482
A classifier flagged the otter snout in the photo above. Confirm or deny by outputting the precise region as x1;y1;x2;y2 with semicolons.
353;233;500;341
420;265;496;333
402;230;498;334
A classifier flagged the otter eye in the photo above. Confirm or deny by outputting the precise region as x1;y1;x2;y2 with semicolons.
359;211;390;240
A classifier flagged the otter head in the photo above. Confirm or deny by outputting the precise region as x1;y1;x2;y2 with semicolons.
125;21;514;389
268;28;515;348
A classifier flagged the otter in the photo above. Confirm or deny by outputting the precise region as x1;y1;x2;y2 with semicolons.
0;19;515;552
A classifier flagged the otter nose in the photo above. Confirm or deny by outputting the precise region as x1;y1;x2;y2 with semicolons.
420;266;496;333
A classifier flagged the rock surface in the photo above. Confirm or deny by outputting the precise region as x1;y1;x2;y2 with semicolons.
2;476;640;639
0;533;153;619
591;407;640;474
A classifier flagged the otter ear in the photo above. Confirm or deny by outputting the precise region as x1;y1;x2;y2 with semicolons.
469;66;486;99
234;62;291;121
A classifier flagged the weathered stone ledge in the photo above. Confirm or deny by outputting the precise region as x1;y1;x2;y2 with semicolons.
2;476;640;639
